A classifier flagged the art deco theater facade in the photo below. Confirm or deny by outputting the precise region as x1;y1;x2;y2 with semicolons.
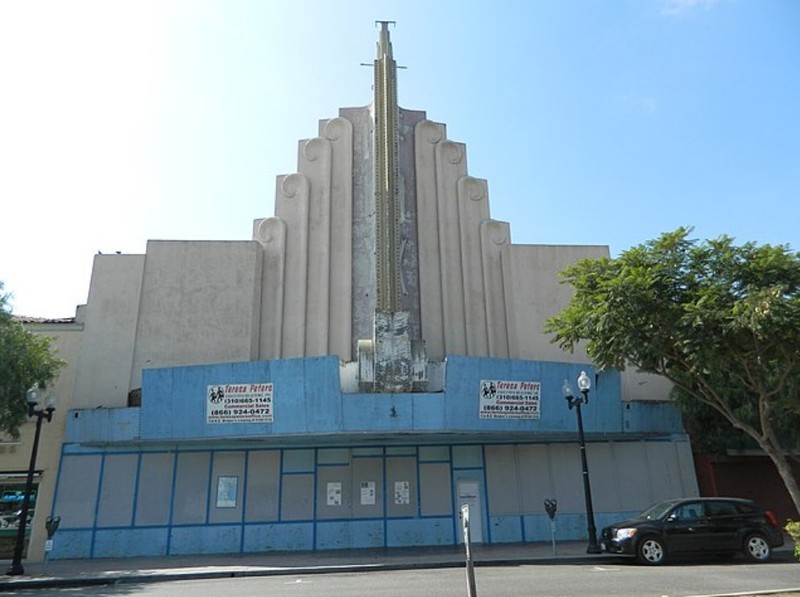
48;24;696;559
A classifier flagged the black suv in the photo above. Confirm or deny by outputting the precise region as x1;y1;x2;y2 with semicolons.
600;497;784;565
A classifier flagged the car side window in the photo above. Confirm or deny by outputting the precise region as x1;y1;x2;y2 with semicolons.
674;503;703;521
707;500;738;518
735;502;756;514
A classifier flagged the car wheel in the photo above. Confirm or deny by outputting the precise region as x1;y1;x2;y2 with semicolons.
743;533;771;562
636;536;667;565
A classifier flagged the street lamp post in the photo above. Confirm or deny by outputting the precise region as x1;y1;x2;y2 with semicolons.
562;371;601;554
6;386;56;576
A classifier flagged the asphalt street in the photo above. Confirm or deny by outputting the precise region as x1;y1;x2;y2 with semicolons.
2;559;798;597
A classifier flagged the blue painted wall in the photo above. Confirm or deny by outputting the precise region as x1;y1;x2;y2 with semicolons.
67;356;684;444
138;356;624;440
64;355;681;444
53;355;691;559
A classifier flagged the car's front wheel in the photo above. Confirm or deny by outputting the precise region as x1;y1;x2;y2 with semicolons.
636;536;667;565
743;533;771;562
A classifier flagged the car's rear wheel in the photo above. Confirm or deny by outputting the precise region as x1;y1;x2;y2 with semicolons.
743;533;771;562
636;536;667;565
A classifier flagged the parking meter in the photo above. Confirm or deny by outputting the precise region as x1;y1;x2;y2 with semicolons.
544;499;557;520
544;499;558;555
42;515;61;574
45;515;61;539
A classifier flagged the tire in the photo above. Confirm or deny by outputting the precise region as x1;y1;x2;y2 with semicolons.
743;533;771;562
636;536;667;565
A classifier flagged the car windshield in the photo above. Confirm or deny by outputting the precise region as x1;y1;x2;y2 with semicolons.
637;500;680;520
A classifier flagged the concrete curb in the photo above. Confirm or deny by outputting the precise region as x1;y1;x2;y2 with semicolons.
0;548;793;590
0;554;607;590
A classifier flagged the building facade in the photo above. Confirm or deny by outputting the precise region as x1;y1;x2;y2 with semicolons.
0;314;82;561
16;24;697;561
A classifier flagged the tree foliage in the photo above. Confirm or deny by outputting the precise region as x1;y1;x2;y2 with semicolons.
673;376;800;457
0;283;65;438
545;228;800;515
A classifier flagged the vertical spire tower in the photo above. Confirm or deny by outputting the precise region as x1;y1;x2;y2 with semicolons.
357;22;428;393
374;21;402;312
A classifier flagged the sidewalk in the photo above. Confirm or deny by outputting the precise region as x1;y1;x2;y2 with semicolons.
0;541;600;589
0;541;796;590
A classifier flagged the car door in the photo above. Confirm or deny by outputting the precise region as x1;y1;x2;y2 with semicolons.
704;500;742;550
662;501;710;554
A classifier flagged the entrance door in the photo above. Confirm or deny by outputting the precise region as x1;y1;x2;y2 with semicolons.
457;479;483;544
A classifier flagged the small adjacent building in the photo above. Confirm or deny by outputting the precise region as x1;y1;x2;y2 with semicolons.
16;24;697;561
0;313;82;561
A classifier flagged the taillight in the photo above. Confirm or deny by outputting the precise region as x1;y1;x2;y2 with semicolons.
765;510;779;527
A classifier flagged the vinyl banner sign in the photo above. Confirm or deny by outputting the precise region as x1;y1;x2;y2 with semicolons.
206;383;273;424
479;380;541;419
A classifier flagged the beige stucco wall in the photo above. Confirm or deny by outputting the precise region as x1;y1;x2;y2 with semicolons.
71;109;672;404
502;244;608;363
61;108;675;412
501;244;673;400
72;241;265;407
4;315;84;562
622;369;675;402
129;240;263;389
72;254;144;408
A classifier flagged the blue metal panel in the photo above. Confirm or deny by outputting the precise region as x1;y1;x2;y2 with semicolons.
524;513;588;542
317;448;351;465
350;519;385;548
49;530;92;560
418;446;449;462
93;527;168;558
445;357;624;434
315;520;385;550
522;514;551;543
269;358;313;433
623;401;683;433
386;517;453;547
488;516;524;543
452;446;483;469
243;522;314;552
169;525;242;555
141;361;277;440
283;449;315;473
50;436;693;559
65;407;140;443
300;357;344;433
411;394;447;430
343;393;415;431
64;355;685;446
342;393;448;431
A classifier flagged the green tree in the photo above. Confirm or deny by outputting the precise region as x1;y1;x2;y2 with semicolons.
545;228;800;515
0;283;65;438
674;378;800;457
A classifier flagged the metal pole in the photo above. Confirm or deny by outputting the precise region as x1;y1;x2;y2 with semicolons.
461;504;477;597
575;401;601;554
6;412;44;576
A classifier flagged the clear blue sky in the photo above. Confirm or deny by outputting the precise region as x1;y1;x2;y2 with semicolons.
2;0;798;317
